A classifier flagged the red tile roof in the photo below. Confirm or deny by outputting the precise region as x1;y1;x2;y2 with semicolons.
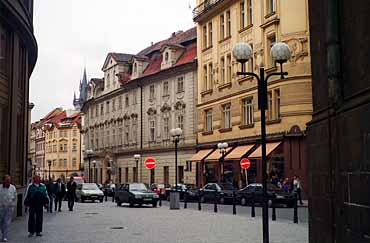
175;42;197;66
142;54;163;77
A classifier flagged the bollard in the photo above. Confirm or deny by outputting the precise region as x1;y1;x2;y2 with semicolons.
213;192;218;213
198;191;202;211
112;193;115;202
232;191;236;215
294;193;298;223
105;191;108;202
159;189;162;207
251;197;255;218
272;200;276;221
184;189;188;209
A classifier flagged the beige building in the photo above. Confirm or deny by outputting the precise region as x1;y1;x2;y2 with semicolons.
82;28;198;186
31;109;82;181
192;0;311;194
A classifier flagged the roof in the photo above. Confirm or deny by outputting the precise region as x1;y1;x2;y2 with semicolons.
102;52;134;70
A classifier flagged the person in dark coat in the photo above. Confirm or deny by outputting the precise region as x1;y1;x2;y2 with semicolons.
66;176;77;211
24;175;49;237
53;178;66;212
45;179;54;213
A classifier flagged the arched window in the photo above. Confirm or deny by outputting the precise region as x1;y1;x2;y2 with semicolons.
133;63;137;73
165;52;169;62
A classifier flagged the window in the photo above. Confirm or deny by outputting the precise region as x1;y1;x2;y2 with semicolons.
267;0;276;14
112;98;116;111
163;81;169;96
267;91;273;120
59;159;63;167
267;34;276;67
106;130;110;147
72;158;77;167
177;114;184;132
220;57;225;84
59;144;63;152
149;119;155;142
227;54;232;83
242;97;254;125
100;104;104;115
208;63;213;89
133;63;137;73
133;167;138;182
203;65;208;91
185;161;192;172
149;85;155;100
163;117;169;139
73;130;77;137
240;1;246;29
0;24;10;77
64;144;68;152
53;145;57;152
59;131;63;137
222;103;231;129
106;73;110;88
203;25;207;49
124;121;129;145
165;52;169;62
112;129;116;146
118;127;123;146
72;143;77;151
177;76;184;93
220;14;225;40
132;118;138;143
247;44;254;72
118;96;122;109
247;0;253;25
226;11;231;37
125;95;129;107
205;109;213;132
208;22;213;47
125;168;129;183
106;101;110;113
274;89;281;119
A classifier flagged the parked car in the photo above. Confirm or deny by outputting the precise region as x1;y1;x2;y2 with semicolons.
151;183;170;199
96;183;103;190
236;183;295;207
165;184;199;201
115;183;159;207
76;183;104;203
199;183;237;204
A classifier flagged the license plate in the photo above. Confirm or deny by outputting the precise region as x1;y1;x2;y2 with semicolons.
143;198;152;201
276;195;284;199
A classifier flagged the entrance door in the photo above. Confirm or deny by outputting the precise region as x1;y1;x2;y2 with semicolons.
163;166;169;185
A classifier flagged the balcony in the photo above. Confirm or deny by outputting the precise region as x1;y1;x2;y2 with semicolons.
193;0;226;21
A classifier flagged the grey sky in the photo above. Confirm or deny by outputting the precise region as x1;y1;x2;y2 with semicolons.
30;0;197;122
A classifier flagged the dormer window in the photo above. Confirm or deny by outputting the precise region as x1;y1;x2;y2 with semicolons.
133;63;137;73
165;52;169;62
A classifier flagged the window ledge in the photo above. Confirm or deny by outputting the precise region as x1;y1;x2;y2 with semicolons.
239;123;255;129
162;94;170;98
219;127;232;133
238;75;254;85
266;118;281;125
201;89;213;96
202;45;213;52
264;11;276;19
176;91;185;94
202;131;213;136
239;24;253;33
218;82;232;90
218;36;231;44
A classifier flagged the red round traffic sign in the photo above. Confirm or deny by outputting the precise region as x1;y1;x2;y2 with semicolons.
145;157;156;169
240;158;251;169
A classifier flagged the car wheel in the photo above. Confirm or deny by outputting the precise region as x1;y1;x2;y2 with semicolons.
116;199;122;206
152;201;158;208
241;197;247;206
129;198;134;207
81;197;85;203
287;202;294;208
92;199;95;203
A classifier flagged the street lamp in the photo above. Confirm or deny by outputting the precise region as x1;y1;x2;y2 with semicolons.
92;160;97;183
169;128;182;210
217;142;228;182
48;160;52;180
86;149;94;183
233;41;291;243
134;154;141;182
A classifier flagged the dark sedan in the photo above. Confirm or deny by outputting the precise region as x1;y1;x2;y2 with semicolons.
236;183;295;207
199;183;237;204
115;183;159;207
165;184;199;201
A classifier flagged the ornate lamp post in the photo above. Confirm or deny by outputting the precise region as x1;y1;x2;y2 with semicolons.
169;128;182;210
233;41;291;243
134;154;141;182
48;160;52;180
86;149;94;183
92;160;97;183
217;142;228;182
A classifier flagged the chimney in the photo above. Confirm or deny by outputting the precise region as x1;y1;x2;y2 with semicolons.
172;32;176;37
151;42;154;46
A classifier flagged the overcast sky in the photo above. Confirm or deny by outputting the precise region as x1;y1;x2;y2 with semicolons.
30;0;197;122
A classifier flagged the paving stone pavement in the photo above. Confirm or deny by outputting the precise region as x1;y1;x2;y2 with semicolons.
6;201;308;243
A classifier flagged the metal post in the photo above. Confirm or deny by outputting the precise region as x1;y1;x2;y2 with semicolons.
175;138;178;191
251;197;255;218
198;190;202;211
294;193;298;223
214;192;218;213
272;201;276;221
159;189;162;207
232;190;236;215
48;163;51;180
259;67;269;243
88;157;91;183
184;189;188;209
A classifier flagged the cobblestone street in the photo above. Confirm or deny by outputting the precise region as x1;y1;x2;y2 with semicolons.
7;201;308;243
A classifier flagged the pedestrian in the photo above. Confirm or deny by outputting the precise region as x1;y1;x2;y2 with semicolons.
293;175;304;205
282;178;290;192
66;176;76;211
0;175;17;242
53;178;66;212
24;175;49;237
45;179;54;213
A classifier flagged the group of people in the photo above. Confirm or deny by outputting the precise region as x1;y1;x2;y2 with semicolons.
272;175;304;205
0;175;77;242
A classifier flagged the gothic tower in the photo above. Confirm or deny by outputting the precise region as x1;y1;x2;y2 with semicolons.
73;68;88;110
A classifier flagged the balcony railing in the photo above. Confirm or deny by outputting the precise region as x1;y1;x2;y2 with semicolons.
193;0;225;20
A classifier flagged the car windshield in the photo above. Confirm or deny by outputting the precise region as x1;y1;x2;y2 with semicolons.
82;184;98;190
130;183;148;191
219;183;234;190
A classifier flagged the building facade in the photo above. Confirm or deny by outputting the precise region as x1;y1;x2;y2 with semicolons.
82;28;198;186
192;0;312;195
44;110;82;180
308;0;370;242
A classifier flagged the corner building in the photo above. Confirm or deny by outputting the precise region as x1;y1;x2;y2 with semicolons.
82;28;197;186
192;0;312;197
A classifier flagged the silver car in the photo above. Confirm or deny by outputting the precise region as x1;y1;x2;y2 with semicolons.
76;183;104;203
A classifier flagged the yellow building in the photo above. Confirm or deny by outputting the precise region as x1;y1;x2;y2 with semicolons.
44;110;82;181
192;0;312;196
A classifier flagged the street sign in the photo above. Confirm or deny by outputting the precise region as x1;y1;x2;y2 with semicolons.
240;158;251;169
145;157;156;169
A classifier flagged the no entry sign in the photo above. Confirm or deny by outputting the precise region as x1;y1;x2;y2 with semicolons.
144;157;156;169
240;158;251;169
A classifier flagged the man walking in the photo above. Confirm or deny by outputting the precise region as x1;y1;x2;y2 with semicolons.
66;177;76;211
293;175;304;205
53;178;66;212
0;175;17;242
24;175;49;237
